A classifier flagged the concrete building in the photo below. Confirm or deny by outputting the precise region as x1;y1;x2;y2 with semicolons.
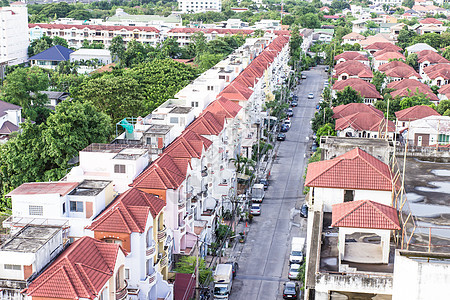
178;0;222;13
0;225;63;300
395;105;440;133
70;48;112;74
403;115;450;146
0;2;29;66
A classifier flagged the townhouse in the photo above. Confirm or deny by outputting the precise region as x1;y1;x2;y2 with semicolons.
29;23;161;49
422;64;450;87
372;50;405;71
378;60;421;82
416;49;449;76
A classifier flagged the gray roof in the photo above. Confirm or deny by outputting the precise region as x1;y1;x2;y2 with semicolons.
0;225;61;253
0;100;21;113
0;121;19;135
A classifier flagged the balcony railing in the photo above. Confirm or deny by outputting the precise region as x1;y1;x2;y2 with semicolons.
146;243;156;257
160;254;168;267
116;280;128;300
157;225;167;241
178;202;185;210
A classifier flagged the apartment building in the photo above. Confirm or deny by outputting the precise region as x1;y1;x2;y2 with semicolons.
29;23;160;49
178;0;222;13
0;2;29;66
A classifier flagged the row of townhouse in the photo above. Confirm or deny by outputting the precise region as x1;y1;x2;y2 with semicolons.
0;33;291;300
303;144;450;300
28;22;290;50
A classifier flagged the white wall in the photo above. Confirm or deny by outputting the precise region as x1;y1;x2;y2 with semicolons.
0;3;28;65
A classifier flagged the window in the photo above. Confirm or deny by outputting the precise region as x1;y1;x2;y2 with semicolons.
191;101;199;107
114;164;126;173
29;205;43;216
207;85;213;91
438;134;449;144
170;117;179;124
70;201;83;212
344;190;354;202
62;203;66;214
4;264;21;270
103;239;122;245
125;268;130;280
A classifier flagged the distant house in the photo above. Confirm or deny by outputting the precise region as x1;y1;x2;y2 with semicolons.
387;79;440;105
405;43;437;53
28;45;73;70
378;60;421;82
334;51;369;66
342;32;366;45
416;49;449;76
364;42;402;55
373;51;406;70
404;115;450;146
395;105;440;132
333;60;373;82
0;100;22;143
332;78;382;105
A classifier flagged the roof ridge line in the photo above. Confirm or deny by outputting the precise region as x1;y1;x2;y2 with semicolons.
367;200;399;229
334;200;366;225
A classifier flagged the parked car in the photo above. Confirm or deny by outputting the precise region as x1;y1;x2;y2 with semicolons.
286;108;294;117
288;264;301;280
324;80;329;86
250;203;261;215
308;93;314;99
284;119;291;128
277;133;286;141
259;178;268;190
311;141;318;152
325;66;329;72
300;204;308;218
283;282;300;299
301;74;306;79
225;261;239;278
292;95;298;101
280;124;289;132
291;100;298;107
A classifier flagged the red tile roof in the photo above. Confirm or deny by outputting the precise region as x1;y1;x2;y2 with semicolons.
438;83;450;98
335;112;395;133
390;85;439;102
204;98;242;120
364;42;402;51
305;148;395;191
395;105;440;121
331;200;400;230
7;182;79;197
26;236;123;299
387;78;428;90
373;51;405;61
87;188;165;234
373;48;400;58
333;60;373;79
332;78;382;99
378;60;421;79
334;51;368;62
167;27;290;36
333;103;384;119
423;63;450;80
417;50;449;64
420;18;443;25
29;23;159;33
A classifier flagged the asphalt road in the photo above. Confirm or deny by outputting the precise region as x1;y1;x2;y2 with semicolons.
229;66;326;300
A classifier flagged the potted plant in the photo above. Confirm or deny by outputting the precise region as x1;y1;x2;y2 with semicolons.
248;214;254;223
238;232;245;243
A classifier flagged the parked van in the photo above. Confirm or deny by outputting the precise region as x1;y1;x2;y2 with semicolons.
289;237;305;264
251;183;265;203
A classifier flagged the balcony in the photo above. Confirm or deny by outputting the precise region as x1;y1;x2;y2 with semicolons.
116;280;128;300
157;226;167;241
178;202;185;210
160;254;168;267
146;242;156;257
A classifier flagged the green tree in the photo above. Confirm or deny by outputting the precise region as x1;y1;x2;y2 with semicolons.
437;100;450;116
196;53;224;72
371;70;387;93
334;86;364;106
406;52;419;71
316;123;336;143
174;256;212;285
399;92;432;110
299;13;321;29
109;35;125;62
312;107;335;133
42;101;112;169
397;28;418;49
403;0;414;8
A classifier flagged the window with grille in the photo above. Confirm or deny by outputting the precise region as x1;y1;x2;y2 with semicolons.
4;264;21;270
29;205;43;216
114;164;126;173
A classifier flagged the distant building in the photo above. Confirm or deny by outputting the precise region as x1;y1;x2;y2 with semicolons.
28;45;73;70
0;100;22;143
178;0;222;13
0;2;29;66
70;48;112;74
404;115;450;146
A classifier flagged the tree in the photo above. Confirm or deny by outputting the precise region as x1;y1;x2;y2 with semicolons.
0;67;49;119
397;28;418;50
42;101;112;169
299;13;321;29
312;107;335;133
196;53;224;72
406;52;419;71
316;123;336;143
289;25;303;67
399;92;432;110
109;36;125;62
75;75;146;123
403;0;414;8
174;256;212;285
371;70;387;93
437;100;450;116
334;86;364;106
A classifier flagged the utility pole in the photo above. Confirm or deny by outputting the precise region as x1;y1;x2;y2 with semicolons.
195;242;200;300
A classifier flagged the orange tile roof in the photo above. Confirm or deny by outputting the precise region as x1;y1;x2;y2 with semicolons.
423;63;450;80
305;148;395;191
420;18;443;25
390;85;439;102
332;78;382;99
364;42;402;51
26;236;123;299
387;78;428;90
335;112;395;133
417;50;449;64
331;200;400;230
334;51;368;61
378;60;421;79
30;23;159;32
7;182;79;197
87;188;165;233
395;105;440;121
374;51;405;61
204;98;242;119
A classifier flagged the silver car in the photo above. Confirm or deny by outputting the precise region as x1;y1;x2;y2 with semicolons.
250;203;261;216
308;93;314;99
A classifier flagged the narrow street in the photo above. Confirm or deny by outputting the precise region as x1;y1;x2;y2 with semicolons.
229;66;326;300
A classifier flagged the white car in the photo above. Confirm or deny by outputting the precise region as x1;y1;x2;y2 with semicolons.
288;264;301;280
250;203;261;216
324;81;329;86
284;119;291;128
308;93;314;99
